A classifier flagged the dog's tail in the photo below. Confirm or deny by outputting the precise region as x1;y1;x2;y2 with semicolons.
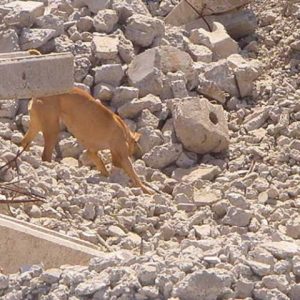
28;49;42;56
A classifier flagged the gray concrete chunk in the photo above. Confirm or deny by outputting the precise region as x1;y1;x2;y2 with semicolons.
0;52;74;99
0;214;103;274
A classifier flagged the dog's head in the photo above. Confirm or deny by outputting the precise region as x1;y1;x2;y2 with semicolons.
128;131;142;158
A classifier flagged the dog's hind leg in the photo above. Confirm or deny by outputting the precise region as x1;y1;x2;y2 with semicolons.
87;150;109;177
41;123;60;162
21;125;39;150
20;104;40;150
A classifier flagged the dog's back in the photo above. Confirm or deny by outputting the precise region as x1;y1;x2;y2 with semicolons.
57;87;121;151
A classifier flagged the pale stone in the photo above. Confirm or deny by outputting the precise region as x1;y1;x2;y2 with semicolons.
173;268;233;300
125;14;165;47
93;9;118;34
190;22;239;60
173;97;229;154
93;64;124;86
143;143;182;169
118;94;162;118
92;34;119;61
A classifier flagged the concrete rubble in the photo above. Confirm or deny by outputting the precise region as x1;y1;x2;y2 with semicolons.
172;97;230;154
1;0;300;299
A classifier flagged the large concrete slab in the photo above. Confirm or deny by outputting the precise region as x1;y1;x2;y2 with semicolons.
184;9;257;39
0;214;103;274
0;52;74;100
165;0;252;26
0;51;29;59
0;1;45;18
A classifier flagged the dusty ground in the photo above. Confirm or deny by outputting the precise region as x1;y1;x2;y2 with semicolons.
0;0;300;299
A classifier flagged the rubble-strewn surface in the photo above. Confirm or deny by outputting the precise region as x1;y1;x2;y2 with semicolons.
1;0;300;299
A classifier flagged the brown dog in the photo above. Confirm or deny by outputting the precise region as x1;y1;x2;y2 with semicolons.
21;87;152;194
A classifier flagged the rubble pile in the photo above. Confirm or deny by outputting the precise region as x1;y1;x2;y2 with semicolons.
0;0;300;299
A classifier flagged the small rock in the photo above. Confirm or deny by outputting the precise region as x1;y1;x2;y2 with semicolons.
19;28;56;50
246;260;272;277
93;64;124;86
143;143;182;169
125;14;164;47
75;274;110;296
222;207;252;227
92;33;119;61
40;268;62;284
261;241;300;259
93;9;118;34
173;268;233;300
137;264;157;286
289;284;300;300
118;94;162;118
0;274;9;289
108;225;126;238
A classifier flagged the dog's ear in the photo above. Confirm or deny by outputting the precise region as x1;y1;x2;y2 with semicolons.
133;132;141;142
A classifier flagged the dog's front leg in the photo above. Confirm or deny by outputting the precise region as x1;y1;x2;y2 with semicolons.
112;151;153;194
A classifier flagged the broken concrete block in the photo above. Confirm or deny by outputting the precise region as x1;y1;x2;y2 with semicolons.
111;86;139;107
0;52;74;99
173;165;221;182
152;46;194;79
176;151;197;169
76;16;94;33
227;54;261;97
160;71;189;100
201;55;260;98
165;0;252;26
171;80;189;98
197;77;227;104
93;64;124;86
185;9;257;39
127;49;163;97
143;143;182;169
74;56;91;83
138;127;164;154
117;30;135;63
93;9;119;34
91;33;119;61
203;59;238;96
190;22;239;60
0;214;103;274
173;97;229;154
163;26;186;50
73;0;111;13
0;100;18;119
20;28;56;50
2;0;45;28
186;43;213;63
4;9;35;28
137;109;160;129
0;1;44;19
222;207;252;227
59;136;84;159
35;14;64;37
0;29;20;53
118;94;162;118
127;46;193;97
93;83;114;101
243;107;270;132
125;14;165;47
112;0;150;23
